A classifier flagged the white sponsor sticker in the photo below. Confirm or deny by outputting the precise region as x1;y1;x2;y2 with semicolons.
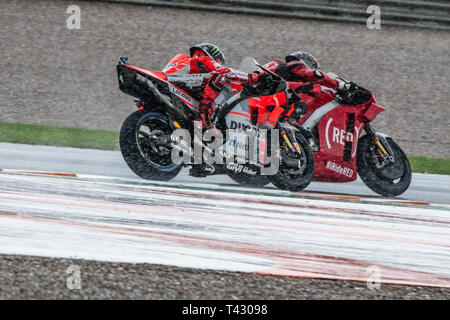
326;161;354;178
169;85;200;108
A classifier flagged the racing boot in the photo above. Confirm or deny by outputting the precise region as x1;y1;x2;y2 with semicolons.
189;163;220;177
189;164;209;177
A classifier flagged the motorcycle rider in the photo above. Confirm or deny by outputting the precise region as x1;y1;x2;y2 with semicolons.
163;43;259;129
260;51;357;128
164;43;261;177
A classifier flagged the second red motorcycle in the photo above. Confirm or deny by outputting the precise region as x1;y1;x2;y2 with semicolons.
260;58;412;197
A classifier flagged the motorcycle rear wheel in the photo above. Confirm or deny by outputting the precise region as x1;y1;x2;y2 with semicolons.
357;134;411;196
120;110;182;181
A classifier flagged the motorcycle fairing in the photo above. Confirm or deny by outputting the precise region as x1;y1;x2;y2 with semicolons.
290;82;384;182
163;53;190;74
214;84;234;108
224;91;287;131
118;64;201;115
363;103;385;121
314;105;367;182
301;100;341;132
125;64;168;82
221;98;260;165
222;90;287;166
225;97;254;131
295;86;336;126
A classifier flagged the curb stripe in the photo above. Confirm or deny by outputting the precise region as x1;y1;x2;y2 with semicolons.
0;169;77;177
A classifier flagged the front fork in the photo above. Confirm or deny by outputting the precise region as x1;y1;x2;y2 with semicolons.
364;124;395;166
279;124;304;157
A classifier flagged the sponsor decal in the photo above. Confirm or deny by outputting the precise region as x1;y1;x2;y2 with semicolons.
168;74;205;80
136;73;199;109
227;136;247;150
332;127;353;145
325;117;359;157
163;63;177;72
326;161;354;178
228;70;248;80
226;163;257;175
229;120;256;133
169;85;200;108
167;74;205;87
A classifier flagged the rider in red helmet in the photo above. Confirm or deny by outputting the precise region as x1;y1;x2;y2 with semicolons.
269;51;355;90
163;43;259;128
260;51;357;128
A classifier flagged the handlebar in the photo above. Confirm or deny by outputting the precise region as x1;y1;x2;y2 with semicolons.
255;63;283;81
337;86;372;106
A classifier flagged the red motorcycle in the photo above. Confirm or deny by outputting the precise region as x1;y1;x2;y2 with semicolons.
285;72;412;196
116;57;316;191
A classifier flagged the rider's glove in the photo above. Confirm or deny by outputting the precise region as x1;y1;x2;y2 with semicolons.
338;81;358;92
198;114;211;129
213;74;227;88
293;101;307;117
255;72;273;88
217;68;232;74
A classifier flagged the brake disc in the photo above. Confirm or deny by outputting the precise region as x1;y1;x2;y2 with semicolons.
281;150;305;175
377;148;404;180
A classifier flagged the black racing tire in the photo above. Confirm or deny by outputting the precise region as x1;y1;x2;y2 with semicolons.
269;132;315;191
357;134;411;197
120;110;182;181
227;170;271;188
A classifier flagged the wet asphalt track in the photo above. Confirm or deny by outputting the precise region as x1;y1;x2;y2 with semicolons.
0;142;450;292
0;143;449;204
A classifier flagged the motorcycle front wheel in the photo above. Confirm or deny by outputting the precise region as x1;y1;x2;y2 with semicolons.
269;132;315;191
120;110;182;181
357;134;411;196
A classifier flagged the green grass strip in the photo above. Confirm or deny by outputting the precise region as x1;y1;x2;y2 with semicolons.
408;156;450;175
0;121;119;150
0;121;448;174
